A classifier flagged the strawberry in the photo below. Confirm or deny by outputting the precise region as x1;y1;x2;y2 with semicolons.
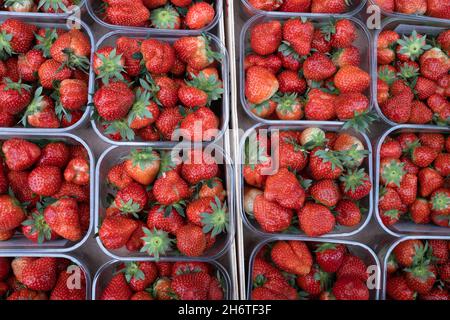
21;257;57;291
49;29;90;72
311;0;349;13
185;2;215;30
337;254;368;281
315;243;346;273
275;132;308;170
419;168;444;197
0;258;10;281
155;106;184;140
334;65;369;93
64;158;89;186
104;2;150;27
120;261;157;292
58;79;88;112
430;189;450;216
0;162;7;195
0;194;26;232
380;138;402;159
0;78;32;115
405;264;437;295
94;81;134;121
310;179;341;207
198;177;226;202
100;274;132;300
322;19;357;49
181;149;219;185
38;59;72;89
172;262;210;276
408;100;433;124
304;89;336;120
7;171;38;207
2;139;40;171
335;92;369;121
270;241;312;276
147;205;184;234
393;239;425;267
395;173;417;206
428;240;448;264
245;54;282;74
153;171;190;206
176;224;206;257
303;52;336;81
332;46;360;68
253;194;293;232
420;288;450;300
174;35;221;70
186;197;228;237
22;90;60;129
50;270;86;300
298;202;335;236
309;147;343;180
421;58;449;82
415;77;437;100
253;258;298;300
282;18;314;56
141;39;175;75
99;216;139;250
28;165;62;197
380;158;406;188
114;182;148;214
171;272;211;300
22;210;59;243
17;49;46;82
150;5;181;30
123;148;160;185
115;36;141;77
264;168;305;210
53;181;89;202
179;106;219;142
279;0;311;11
277;71;306;95
7;289;47;300
332;277;369;300
0;19;36;55
93;47;125;84
249;20;282;56
334;200;362;227
37;142;69;168
44;198;82;241
245;66;279;105
379;187;402;213
296;264;330;296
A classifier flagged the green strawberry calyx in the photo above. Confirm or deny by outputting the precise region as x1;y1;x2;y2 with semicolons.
140;227;174;261
150;4;180;30
200;197;229;237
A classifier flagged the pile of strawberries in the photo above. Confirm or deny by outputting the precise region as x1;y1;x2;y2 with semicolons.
374;0;450;20
378;131;449;228
97;0;216;30
376;28;449;126
0;138;90;243
246;0;357;13
0;256;87;300
386;239;450;300
0;19;91;129
93;34;224;142
100;261;225;300
243;128;372;236
98;147;229;259
251;240;372;300
0;0;79;13
244;18;374;131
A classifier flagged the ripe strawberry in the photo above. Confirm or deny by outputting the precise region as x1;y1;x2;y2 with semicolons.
93;46;125;84
315;243;346;273
176;224;206;257
311;0;349;13
120;261;157;292
405;264;437;295
0;19;36;54
185;2;215;30
430;189;450;216
332;46;360;68
153;171;190;205
393;239;425;267
420;288;450;300
50;29;90;71
53;181;89;202
2;139;41;171
28;165;62;197
37;142;69;168
114;182;148;214
332;277;369;300
380;158;406;188
311;29;332;53
22;210;59;243
150;5;181;30
38;59;72;89
50;270;86;300
245;54;282;74
17;49;46;82
21;257;57;291
100;274;132;300
99;216;139;250
322;19;357;49
249;20;282;56
198;177;226;202
94;81;134;121
335;92;369;121
245;66;279;105
104;2;150;27
310;179;341;207
247;0;282;10
147;205;184;234
44;198;82;241
271;241;313;276
395;173;417;206
0;195;26;232
253;194;293;233
141;39;175;75
304;89;336;120
179;106;219;142
280;0;311;11
64;158;89;186
419;168;444;197
115;36;141;77
171;272;211;300
379;187;402;212
408;100;433;124
298;202;335;236
334;200;362;227
334;65;370;93
123;148;160;185
337;254;368;281
277;70;307;94
0;78;32;115
296;264;330;296
428;240;448;264
303;52;336;81
264;168;305;210
174;35;221;70
410;145;439;168
155;106;184;140
283;18;314;56
58;79;88;112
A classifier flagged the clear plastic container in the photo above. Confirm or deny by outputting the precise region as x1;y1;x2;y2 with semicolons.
91;30;230;147
0;0;86;18
0;16;94;133
92;258;232;300
0;252;92;300
85;0;223;35
247;236;381;300
239;14;373;125
374;125;450;237
0;132;94;253
239;123;374;238
378;236;450;300
240;0;367;17
373;18;449;128
95;145;235;261
368;0;450;24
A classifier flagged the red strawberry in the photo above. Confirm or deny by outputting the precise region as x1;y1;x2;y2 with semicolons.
0;195;26;232
420;288;450;300
428;240;448;264
309;147;343;180
21;257;57;291
150;5;181;30
334;200;362;227
50;270;86;300
405;264;437;295
120;262;157;292
304;89;336;120
185;2;215;30
323;19;357;48
250;20;282;56
245;54;282;74
264;168;305;210
296;264;330;296
44;198;82;241
64;158;89;186
337;254;368;281
408;100;433;124
277;70;307;94
104;3;150;27
418;168;444;197
100;274;132;300
393;239;425;267
174;35;221;70
0;19;36;54
282;18;314;56
28;166;62;197
94;81;134;121
270;241;313;276
22;210;59;243
312;29;332;53
123;148;160;185
179;106;219;142
315;243;346;273
153;170;191;205
298;202;335;236
380;138;402;159
37;142;69;168
49;29;90;71
334;65;370;93
247;0;282;10
280;0;311;11
99;216;138;250
245;66;279;105
116;36;141;77
114;182;148;214
141;39;175;75
411;146;438;168
0;78;32;115
332;277;369;300
147;205;184;234
38;59;72;89
310;179;341;207
58;79;88;112
395;173;417;206
17;49;46;82
311;0;349;13
155;106;184;140
253;194;293;233
332;46;360;68
303;52;336;81
176;224;206;257
181;149;219;184
171;272;211;300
